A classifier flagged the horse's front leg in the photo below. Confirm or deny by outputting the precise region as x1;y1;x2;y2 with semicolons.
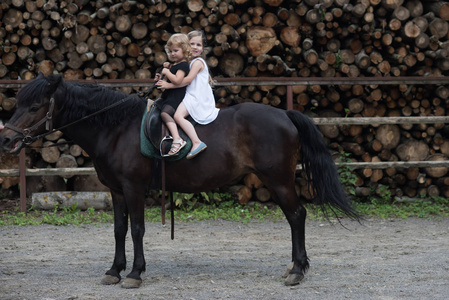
121;187;146;289
101;191;128;285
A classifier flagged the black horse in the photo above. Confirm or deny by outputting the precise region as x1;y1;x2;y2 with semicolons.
0;73;358;288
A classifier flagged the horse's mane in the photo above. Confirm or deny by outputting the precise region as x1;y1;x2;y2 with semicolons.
17;75;146;127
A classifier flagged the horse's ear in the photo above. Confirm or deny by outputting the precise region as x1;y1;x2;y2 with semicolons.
46;74;63;93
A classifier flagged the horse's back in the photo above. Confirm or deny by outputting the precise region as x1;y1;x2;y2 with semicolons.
207;103;299;147
207;103;294;133
165;103;301;191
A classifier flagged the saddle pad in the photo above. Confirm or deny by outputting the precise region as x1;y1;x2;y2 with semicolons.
140;109;191;160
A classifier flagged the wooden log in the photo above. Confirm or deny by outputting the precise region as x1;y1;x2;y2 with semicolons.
219;53;244;77
370;157;383;183
72;174;109;192
405;0;423;17
56;138;69;153
305;9;321;24
303;49;318;65
403;20;420;39
115;15;132;32
1;97;17;112
87;35;106;54
32;191;112;210
255;187;271;202
229;185;252;205
355;50;371;69
415;33;430;49
392;5;410;21
424;154;449;178
429;18;449;39
382;0;404;10
246;26;277;56
280;26;300;47
425;1;449;21
318;111;340;139
0;153;23;189
56;154;78;178
2;53;17;66
396;140;430;161
187;0;204;12
376;124;401;150
25;175;67;197
71;25;89;44
41;141;60;163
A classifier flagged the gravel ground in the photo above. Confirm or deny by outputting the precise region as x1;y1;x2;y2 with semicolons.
1;217;448;300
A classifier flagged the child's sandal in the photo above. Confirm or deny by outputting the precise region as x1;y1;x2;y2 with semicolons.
168;139;186;156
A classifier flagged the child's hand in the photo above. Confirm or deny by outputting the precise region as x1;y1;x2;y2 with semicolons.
154;73;162;81
161;68;170;76
156;80;169;89
163;62;171;68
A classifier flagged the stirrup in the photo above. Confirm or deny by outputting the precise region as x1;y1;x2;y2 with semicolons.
159;135;173;157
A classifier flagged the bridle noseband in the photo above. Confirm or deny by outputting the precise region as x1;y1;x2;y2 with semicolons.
4;97;55;145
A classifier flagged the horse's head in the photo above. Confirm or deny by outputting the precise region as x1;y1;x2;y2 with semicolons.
0;73;63;154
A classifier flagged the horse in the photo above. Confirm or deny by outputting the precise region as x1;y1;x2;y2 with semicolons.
0;73;358;288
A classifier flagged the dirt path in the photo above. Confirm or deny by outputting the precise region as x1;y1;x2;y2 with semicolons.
1;217;448;300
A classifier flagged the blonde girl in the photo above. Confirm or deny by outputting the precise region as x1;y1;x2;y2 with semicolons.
156;30;219;159
155;33;191;156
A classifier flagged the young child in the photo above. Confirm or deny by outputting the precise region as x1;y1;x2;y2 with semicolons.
156;30;219;159
155;33;191;156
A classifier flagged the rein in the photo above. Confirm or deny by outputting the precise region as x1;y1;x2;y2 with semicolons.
5;84;156;146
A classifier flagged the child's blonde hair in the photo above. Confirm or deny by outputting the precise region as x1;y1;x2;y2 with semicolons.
187;30;207;58
187;30;215;86
165;33;192;62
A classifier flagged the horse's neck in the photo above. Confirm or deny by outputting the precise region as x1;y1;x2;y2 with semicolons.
62;125;104;158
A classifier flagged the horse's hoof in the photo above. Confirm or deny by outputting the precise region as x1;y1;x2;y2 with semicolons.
282;262;294;278
101;274;120;285
284;273;304;286
121;277;142;289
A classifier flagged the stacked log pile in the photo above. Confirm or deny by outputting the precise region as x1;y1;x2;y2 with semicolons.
1;0;449;201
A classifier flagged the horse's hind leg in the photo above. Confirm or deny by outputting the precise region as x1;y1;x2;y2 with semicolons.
102;191;128;285
266;180;309;286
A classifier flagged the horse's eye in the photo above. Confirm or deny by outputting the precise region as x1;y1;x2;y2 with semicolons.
29;106;40;113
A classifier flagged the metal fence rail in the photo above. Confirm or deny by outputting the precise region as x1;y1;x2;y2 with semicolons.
1;76;449;212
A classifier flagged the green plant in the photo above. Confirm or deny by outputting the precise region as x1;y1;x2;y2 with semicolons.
173;192;196;209
335;50;343;69
371;184;392;205
320;9;326;21
1;194;449;227
336;151;358;196
172;191;234;210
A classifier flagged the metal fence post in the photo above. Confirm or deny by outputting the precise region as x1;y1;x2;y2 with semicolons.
287;85;293;110
19;148;27;213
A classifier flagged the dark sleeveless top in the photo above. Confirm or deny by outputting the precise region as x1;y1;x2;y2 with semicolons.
161;61;190;109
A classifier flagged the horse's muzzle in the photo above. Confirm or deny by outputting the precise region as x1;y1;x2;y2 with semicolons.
0;134;25;154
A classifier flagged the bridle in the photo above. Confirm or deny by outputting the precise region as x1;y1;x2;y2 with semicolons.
4;97;56;145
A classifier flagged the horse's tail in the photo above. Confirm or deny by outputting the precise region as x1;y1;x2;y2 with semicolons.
286;110;359;220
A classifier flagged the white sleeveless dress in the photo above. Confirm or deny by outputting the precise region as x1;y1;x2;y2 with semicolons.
183;58;219;124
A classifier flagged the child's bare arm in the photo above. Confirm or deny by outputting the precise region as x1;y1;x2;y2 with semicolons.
157;60;203;90
161;68;186;85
